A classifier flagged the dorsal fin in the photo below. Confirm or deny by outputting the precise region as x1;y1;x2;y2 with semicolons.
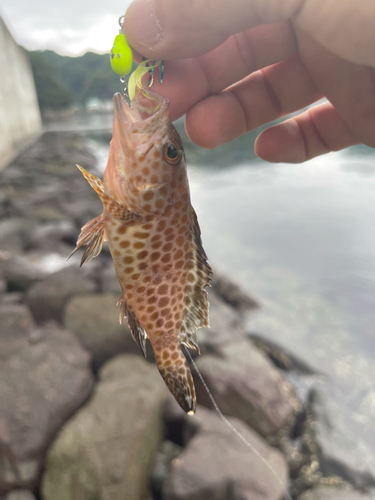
179;207;213;353
68;214;106;266
118;297;147;358
76;165;106;201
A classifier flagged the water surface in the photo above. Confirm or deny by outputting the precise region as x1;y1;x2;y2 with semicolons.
66;114;375;466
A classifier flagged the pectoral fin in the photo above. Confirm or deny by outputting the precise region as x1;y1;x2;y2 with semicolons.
68;214;106;266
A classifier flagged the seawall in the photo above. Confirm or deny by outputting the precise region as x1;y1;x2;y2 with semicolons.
0;16;42;170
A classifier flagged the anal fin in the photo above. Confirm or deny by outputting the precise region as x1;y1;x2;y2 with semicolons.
69;214;106;266
118;297;147;358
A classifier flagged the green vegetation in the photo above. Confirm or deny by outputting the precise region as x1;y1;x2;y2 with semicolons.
28;51;73;110
27;49;136;110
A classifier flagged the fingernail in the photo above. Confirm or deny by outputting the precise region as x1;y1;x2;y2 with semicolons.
126;0;164;49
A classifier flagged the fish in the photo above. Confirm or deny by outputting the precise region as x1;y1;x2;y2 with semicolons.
70;87;212;414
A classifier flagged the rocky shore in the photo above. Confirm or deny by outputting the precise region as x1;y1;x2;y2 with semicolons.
0;132;374;500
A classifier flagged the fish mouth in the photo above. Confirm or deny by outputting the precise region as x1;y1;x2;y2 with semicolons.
113;88;169;153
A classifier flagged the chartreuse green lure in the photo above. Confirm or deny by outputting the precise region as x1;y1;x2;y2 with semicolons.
110;17;164;102
110;31;133;76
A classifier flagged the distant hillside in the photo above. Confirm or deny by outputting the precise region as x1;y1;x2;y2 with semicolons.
27;49;136;110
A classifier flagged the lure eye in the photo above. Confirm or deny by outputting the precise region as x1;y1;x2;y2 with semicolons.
163;141;182;165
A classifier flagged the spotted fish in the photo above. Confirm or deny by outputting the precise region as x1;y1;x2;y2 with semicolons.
71;88;212;414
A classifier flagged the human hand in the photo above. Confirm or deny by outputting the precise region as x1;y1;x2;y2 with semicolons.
124;0;375;163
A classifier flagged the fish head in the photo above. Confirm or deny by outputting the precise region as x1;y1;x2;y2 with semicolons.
104;88;188;213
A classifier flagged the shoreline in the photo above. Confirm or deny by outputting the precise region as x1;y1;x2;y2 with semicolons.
0;131;374;500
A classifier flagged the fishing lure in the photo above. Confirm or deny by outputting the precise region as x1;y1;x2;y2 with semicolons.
110;15;164;101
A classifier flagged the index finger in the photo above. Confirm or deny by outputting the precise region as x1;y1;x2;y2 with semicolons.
148;22;297;120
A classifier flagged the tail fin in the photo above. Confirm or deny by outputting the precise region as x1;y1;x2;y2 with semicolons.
154;343;196;414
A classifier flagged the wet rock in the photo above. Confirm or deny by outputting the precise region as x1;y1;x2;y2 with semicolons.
194;339;298;437
300;486;373;500
163;407;288;500
309;389;375;489
0;322;94;493
3;490;37;500
26;267;96;323
41;355;167;500
64;293;141;370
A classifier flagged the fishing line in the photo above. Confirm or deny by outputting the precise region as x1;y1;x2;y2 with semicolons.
184;348;293;500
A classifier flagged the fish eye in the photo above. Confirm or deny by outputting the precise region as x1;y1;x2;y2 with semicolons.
163;141;182;165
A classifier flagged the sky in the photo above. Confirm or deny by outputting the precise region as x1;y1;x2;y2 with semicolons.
0;0;133;56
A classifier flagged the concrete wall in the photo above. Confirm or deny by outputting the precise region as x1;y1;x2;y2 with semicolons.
0;17;42;169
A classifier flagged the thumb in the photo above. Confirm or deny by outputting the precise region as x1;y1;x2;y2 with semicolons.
123;0;302;59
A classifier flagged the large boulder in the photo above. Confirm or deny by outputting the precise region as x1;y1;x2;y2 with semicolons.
26;266;96;323
64;293;141;370
194;340;298;437
0;320;94;493
163;407;288;500
41;355;167;500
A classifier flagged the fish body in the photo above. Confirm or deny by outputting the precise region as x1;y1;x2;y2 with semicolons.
71;88;212;413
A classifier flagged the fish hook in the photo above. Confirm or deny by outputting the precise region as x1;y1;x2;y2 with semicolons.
118;15;125;29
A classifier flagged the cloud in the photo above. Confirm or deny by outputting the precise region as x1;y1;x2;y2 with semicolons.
1;0;133;55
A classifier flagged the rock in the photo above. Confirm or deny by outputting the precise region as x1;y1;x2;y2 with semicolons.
0;322;94;493
25;220;77;252
0;219;32;254
64;293;142;370
41;355;167;500
26;267;96;323
163;407;288;500
1;251;77;293
0;303;36;359
26;205;66;222
0;293;23;305
197;289;246;353
309;389;375;489
211;271;259;313
194;340;299;437
248;333;318;374
150;440;182;499
99;263;122;294
4;490;37;500
300;486;373;500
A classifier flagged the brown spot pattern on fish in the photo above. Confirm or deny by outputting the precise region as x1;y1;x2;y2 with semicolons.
71;88;212;414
